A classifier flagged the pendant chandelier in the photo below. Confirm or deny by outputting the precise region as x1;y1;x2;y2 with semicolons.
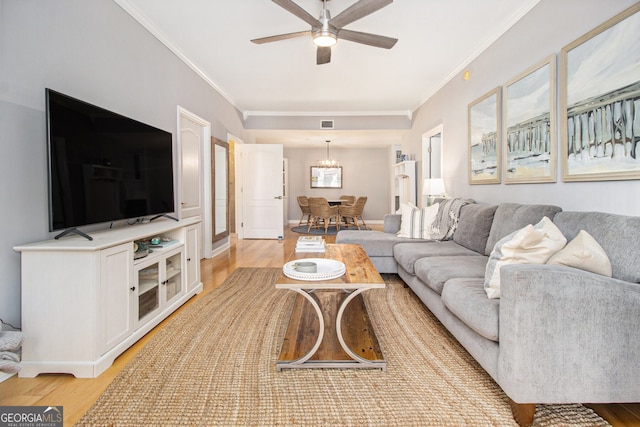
317;140;339;168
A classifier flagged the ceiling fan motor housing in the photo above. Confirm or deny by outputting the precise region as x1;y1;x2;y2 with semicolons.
313;7;337;46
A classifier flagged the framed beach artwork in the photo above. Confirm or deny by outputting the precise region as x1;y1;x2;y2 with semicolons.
503;55;557;184
560;3;640;182
310;166;342;188
468;87;501;184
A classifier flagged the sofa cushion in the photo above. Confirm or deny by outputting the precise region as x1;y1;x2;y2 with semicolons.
442;278;500;342
397;202;440;239
394;241;481;275
336;230;429;257
453;204;498;253
484;203;562;255
547;230;612;277
414;255;488;295
484;217;566;299
383;214;402;234
553;211;640;283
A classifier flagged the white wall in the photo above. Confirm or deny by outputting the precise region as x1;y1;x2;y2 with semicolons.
405;0;640;216
0;0;249;327
285;146;390;222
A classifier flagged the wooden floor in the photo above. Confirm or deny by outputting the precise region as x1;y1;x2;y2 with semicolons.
1;225;638;426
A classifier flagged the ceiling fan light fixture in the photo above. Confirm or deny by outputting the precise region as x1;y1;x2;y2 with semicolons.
313;3;336;47
313;29;337;47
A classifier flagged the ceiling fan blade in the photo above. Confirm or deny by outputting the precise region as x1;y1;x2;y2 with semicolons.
329;0;393;30
272;0;321;28
317;46;331;65
251;30;310;44
338;29;397;49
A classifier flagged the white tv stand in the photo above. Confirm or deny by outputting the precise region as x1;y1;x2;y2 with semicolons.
14;217;202;378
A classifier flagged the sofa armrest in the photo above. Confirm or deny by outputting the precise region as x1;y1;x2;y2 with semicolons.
384;214;401;234
498;264;640;404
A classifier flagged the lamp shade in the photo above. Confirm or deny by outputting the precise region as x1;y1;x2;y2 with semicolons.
423;178;445;196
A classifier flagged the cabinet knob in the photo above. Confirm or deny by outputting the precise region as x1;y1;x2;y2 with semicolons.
130;286;136;291
187;258;191;262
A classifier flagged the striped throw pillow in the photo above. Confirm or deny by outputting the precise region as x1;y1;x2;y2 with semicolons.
397;203;440;239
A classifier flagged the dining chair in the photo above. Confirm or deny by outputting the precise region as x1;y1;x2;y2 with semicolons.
297;196;312;226
308;197;340;233
339;196;368;229
339;195;356;205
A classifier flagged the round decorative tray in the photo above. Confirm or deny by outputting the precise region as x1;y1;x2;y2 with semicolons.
282;258;346;281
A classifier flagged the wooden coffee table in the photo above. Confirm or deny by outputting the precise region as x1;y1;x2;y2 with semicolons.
275;244;386;371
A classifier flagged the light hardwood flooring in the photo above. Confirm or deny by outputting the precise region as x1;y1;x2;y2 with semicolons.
1;225;638;426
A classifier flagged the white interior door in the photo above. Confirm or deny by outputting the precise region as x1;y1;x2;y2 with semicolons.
178;107;211;258
179;119;202;218
240;144;284;239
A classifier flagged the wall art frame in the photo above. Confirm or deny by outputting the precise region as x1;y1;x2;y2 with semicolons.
503;55;557;184
468;87;502;184
310;166;342;188
560;3;640;182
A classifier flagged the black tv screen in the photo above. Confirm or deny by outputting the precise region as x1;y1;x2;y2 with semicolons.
46;89;175;232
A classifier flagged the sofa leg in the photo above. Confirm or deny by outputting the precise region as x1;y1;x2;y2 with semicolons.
508;398;535;427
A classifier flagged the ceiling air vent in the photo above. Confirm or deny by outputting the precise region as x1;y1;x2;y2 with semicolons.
320;120;334;129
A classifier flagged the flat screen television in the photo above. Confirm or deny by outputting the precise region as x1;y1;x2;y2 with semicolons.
46;89;175;237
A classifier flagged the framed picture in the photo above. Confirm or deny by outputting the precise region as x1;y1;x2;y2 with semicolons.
560;3;640;182
468;87;501;184
310;166;342;188
503;55;557;184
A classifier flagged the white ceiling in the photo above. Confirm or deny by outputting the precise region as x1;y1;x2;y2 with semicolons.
115;0;540;146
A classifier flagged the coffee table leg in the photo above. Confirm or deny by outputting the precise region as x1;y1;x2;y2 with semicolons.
287;288;324;366
335;289;383;369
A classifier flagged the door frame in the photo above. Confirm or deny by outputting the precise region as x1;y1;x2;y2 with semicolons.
177;106;212;258
228;133;244;239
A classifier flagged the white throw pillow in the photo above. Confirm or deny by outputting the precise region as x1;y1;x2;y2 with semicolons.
484;216;567;299
397;202;440;239
547;230;612;277
396;202;416;237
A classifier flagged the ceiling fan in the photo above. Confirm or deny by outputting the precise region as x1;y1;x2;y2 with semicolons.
251;0;397;65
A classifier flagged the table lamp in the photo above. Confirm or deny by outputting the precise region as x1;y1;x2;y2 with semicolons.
423;178;446;206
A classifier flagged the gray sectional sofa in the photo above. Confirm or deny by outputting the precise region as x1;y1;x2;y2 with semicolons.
336;202;640;426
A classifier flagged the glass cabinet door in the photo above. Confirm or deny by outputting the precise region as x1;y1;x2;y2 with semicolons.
137;261;160;322
164;251;183;304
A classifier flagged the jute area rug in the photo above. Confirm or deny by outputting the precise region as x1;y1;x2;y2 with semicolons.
77;268;609;426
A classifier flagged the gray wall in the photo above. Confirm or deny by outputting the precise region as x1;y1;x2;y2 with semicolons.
0;0;249;327
405;0;640;216
285;146;390;222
